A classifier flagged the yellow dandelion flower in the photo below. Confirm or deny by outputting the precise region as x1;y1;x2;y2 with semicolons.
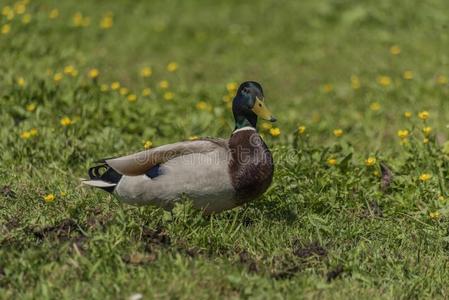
140;67;152;77
143;140;153;149
29;128;38;136
21;14;31;24
364;157;376;167
397;129;409;139
418;111;429;120
2;6;12;16
222;94;232;103
43;194;56;203
60;117;73;126
403;70;414;80
373;170;380;177
226;82;238;93
159;80;169;89
377;75;392;87
127;94;137;102
26;102;36;112
100;84;109;92
119;87;129;95
390;45;401;55
195;101;211;111
419;173;432;182
333;129;344;137
142;88;151;96
63;65;77;76
422;126;432;136
369;102;381;111
327;158;337;166
111;81;120;90
163;91;174;101
351;75;361;90
100;15;113;29
423;138;429;144
323;83;333;93
189;135;199;140
436;75;448;85
20;130;31;139
49;9;59;19
16;77;26;87
53;72;63;82
429;211;440;220
73;12;83;27
261;123;272;131
1;24;11;35
167;62;178;72
88;68;100;79
298;125;306;135
269;127;281;137
14;3;26;15
404;111;412;118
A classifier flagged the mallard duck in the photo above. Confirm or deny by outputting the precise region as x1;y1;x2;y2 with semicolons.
82;81;276;214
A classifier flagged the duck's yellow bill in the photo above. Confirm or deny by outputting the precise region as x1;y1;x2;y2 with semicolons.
252;97;276;122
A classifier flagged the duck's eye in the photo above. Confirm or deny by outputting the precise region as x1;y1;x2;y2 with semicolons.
258;103;262;107
242;87;250;94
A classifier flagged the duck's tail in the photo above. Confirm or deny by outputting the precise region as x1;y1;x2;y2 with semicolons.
81;162;122;193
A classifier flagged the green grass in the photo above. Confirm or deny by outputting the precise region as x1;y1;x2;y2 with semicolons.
2;0;449;298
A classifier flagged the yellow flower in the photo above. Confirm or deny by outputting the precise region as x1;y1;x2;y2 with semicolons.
63;65;78;77
167;62;178;72
111;81;120;90
418;111;429;120
390;45;401;55
189;135;199;140
88;68;99;79
404;111;412;118
14;3;26;15
327;158;337;166
323;83;333;93
269;127;281;137
26;102;37;112
60;117;73;126
333;129;344;137
21;14;31;24
159;80;169;89
429;211;441;220
142;88;151;96
16;77;26;87
436;75;448;85
423;138;429;144
53;72;63;82
226;82;238;93
261;123;272;130
20;131;31;139
403;70;414;80
298;125;306;135
163;92;174;101
29;128;38;136
49;9;59;19
377;75;392;87
60;191;67;197
140;67;152;77
1;24;11;35
419;173;432;182
143;140;153;149
422;126;432;136
119;87;129;95
73;12;90;27
369;102;381;111
100;15;113;29
100;84;109;92
222;94;232;103
127;94;137;102
351;75;360;90
195;101;212;111
43;194;56;203
397;129;409;139
364;157;376;167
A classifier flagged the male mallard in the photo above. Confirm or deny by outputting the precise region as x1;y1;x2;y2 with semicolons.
83;81;276;214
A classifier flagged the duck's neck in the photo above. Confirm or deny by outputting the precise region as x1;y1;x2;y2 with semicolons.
234;115;257;131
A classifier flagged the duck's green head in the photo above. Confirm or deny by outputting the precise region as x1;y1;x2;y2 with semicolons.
232;81;276;130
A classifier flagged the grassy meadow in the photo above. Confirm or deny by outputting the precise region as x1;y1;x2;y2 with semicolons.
3;0;449;298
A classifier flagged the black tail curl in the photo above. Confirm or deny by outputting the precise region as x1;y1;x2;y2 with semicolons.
87;163;122;193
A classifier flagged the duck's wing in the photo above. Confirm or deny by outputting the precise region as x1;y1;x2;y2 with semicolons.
102;138;228;176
